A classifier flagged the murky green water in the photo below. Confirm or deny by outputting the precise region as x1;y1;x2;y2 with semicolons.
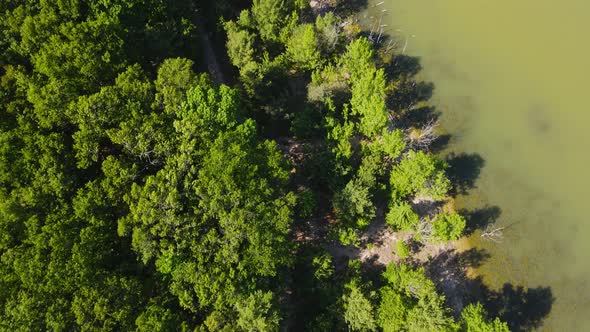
364;0;590;330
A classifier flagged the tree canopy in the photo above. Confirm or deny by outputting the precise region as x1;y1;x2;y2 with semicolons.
0;0;510;330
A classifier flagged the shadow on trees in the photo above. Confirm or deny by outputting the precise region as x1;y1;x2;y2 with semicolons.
289;244;343;331
446;152;485;195
246;68;311;138
460;205;502;235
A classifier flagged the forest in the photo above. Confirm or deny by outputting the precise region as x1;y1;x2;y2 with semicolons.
0;0;510;331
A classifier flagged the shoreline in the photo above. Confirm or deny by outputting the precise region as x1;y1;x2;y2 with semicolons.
343;0;490;316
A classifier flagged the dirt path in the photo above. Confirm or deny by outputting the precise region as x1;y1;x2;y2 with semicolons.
195;15;226;84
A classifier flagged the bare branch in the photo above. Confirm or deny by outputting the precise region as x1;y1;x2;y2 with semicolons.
408;119;439;150
415;217;434;240
480;224;507;243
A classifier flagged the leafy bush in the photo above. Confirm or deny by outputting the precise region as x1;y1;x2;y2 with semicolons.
286;24;321;70
378;286;409;332
386;201;419;231
308;65;347;102
432;212;466;242
296;188;317;219
339;38;374;82
343;281;377;332
378;264;456;332
460;303;510;332
395;240;411;260
390;151;450;200
337;227;359;247
357;151;386;189
315;12;341;55
312;252;335;281
235;291;280;332
291;107;324;139
381;129;406;159
333;179;375;230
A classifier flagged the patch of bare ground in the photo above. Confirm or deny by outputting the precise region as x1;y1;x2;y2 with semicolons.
422;246;469;314
279;135;474;316
323;196;447;269
320;197;473;315
276;137;307;171
309;0;336;12
323;221;471;313
194;15;225;85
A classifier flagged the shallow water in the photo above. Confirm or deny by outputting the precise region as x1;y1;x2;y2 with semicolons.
364;0;590;330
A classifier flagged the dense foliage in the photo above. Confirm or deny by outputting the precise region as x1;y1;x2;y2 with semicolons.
0;0;508;331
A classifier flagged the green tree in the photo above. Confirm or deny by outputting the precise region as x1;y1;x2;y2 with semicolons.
333;179;375;231
340;38;374;82
67;65;154;168
357;150;386;189
135;299;189;332
378;263;457;332
121;118;295;317
20;11;126;128
326;113;355;160
343;281;377;331
390;151;450;200
175;75;241;144
386;201;419;231
460;303;510;332
252;0;290;43
350;67;388;138
380;129;406;159
405;296;458;332
224;20;257;73
286;24;321;70
71;276;143;331
432;212;466;242
154;58;199;114
378;286;410;332
235;291;281;332
395;240;411;260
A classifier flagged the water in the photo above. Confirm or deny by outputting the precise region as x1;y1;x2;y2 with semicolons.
364;0;590;330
